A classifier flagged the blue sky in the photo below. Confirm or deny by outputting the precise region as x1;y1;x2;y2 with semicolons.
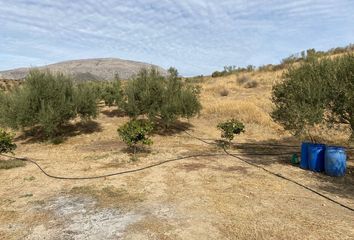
1;0;353;76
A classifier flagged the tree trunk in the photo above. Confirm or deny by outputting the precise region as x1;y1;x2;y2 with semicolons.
350;118;354;143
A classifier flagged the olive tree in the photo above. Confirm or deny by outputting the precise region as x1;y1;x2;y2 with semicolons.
272;54;354;140
122;67;201;127
0;70;99;138
101;74;123;107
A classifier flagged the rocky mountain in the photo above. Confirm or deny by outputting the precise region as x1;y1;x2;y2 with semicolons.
0;58;167;81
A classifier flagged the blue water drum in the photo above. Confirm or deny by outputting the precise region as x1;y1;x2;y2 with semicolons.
325;146;347;177
308;143;326;172
300;142;311;169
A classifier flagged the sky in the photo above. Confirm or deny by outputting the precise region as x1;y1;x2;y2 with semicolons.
0;0;354;76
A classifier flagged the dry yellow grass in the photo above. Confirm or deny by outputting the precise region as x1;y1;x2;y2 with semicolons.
194;68;288;141
202;99;276;127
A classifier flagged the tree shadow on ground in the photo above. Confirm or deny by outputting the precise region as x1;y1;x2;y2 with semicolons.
15;120;103;144
101;109;126;118
223;137;354;201
216;136;301;166
153;120;193;136
120;145;152;155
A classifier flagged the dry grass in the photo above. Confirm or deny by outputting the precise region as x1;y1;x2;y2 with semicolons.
202;99;276;127
196;68;285;141
0;159;26;170
244;80;258;88
70;185;144;208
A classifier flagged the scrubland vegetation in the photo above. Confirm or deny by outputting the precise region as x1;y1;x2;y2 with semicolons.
212;44;354;78
206;45;354;144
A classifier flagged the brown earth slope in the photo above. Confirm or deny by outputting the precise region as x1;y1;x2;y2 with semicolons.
0;58;167;81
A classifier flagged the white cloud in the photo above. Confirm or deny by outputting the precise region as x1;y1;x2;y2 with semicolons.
0;0;353;75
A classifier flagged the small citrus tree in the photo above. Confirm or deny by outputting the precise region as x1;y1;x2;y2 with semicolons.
0;129;17;154
117;119;153;155
217;119;245;144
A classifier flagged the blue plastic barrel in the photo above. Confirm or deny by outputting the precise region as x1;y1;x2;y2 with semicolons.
300;142;311;169
325;146;346;177
308;143;326;172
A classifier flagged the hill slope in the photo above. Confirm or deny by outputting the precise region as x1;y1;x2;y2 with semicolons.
0;58;167;81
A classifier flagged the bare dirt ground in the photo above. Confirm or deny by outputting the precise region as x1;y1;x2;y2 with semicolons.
1;70;354;239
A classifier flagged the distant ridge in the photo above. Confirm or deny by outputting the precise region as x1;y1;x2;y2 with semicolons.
0;58;167;81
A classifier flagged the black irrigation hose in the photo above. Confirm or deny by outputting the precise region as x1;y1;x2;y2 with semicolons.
1;150;296;181
180;128;354;150
1;129;352;212
181;129;354;212
0;153;227;180
223;147;354;212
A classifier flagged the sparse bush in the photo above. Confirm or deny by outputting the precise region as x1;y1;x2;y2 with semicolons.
185;75;204;84
0;70;99;138
0;129;16;154
237;76;258;88
211;71;225;78
217;119;245;143
122;67;201;127
117;119;153;154
244;80;258;88
219;88;229;96
212;65;255;78
237;75;250;85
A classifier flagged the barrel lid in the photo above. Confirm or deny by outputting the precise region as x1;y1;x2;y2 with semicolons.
309;143;326;147
326;145;346;151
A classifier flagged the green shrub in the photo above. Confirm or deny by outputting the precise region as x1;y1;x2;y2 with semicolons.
211;71;225;78
212;65;255;78
0;70;99;138
272;54;354;140
122;67;201;127
217;119;245;142
0;129;16;154
117;119;153;154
